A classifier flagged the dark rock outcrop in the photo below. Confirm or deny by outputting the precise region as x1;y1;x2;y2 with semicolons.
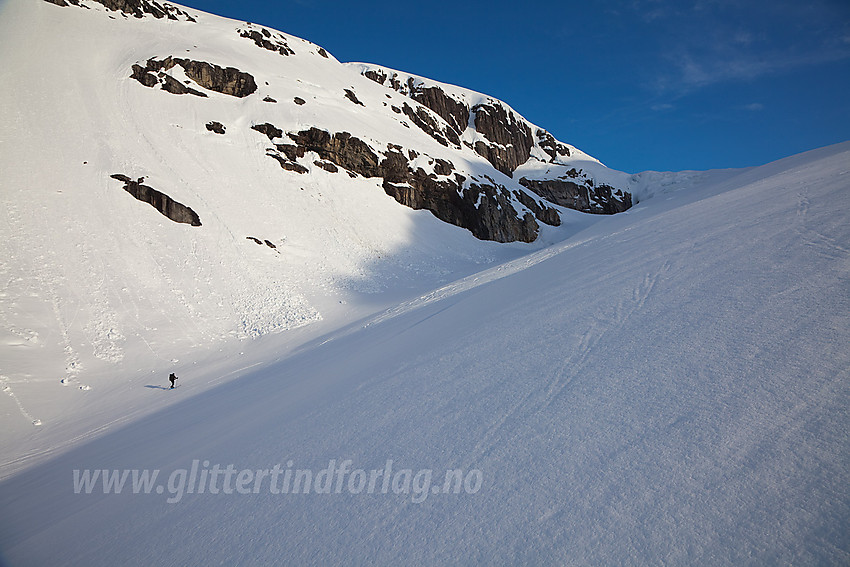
591;184;632;214
361;67;540;177
247;237;278;250
344;89;364;106
130;57;257;98
518;177;631;214
286;128;383;177
275;144;305;162
381;151;539;243
253;124;541;242
514;190;561;226
362;69;399;92
266;152;308;174
361;70;465;148
313;160;338;173
411;86;469;139
472;103;533;177
293;97;305;105
45;0;196;20
251;123;283;141
263;96;277;103
356;65;632;214
536;129;571;161
205;121;225;134
111;174;201;226
179;59;256;97
237;26;294;56
401;103;460;147
131;62;207;97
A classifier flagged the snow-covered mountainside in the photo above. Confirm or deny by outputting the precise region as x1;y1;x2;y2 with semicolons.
2;135;849;564
0;0;680;446
2;0;848;564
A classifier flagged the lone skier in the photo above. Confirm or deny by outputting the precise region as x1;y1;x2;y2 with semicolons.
168;373;178;389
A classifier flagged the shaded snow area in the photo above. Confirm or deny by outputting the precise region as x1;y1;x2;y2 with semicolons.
1;0;849;565
2;133;848;563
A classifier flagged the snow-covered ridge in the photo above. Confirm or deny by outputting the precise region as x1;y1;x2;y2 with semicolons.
347;62;604;167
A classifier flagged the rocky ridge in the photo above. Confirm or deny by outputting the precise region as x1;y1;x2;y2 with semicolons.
250;124;561;242
356;65;632;215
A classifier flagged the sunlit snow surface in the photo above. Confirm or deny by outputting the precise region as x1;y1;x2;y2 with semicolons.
1;0;849;564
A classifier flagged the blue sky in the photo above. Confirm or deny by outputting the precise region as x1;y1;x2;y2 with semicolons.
180;0;850;173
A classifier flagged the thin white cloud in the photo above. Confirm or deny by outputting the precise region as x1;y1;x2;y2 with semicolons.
635;0;850;95
664;47;850;92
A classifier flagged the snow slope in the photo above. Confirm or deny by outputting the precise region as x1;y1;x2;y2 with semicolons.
1;134;848;564
0;0;718;468
0;0;600;458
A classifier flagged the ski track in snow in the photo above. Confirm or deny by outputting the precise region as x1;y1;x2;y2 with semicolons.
460;259;673;470
796;190;850;260
0;375;41;427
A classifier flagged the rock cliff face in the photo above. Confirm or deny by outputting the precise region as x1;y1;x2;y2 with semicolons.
111;174;202;226
471;102;534;177
251;125;551;242
536;129;572;161
361;69;539;177
357;66;633;217
363;69;469;140
287;128;383;177
519;177;632;214
401;103;460;148
380;149;540;243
